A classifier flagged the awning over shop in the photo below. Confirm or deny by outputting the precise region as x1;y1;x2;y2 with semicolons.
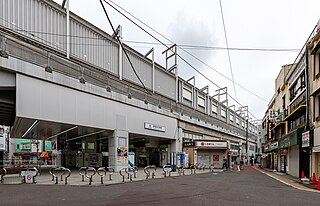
13;152;30;156
283;104;306;122
195;141;228;150
263;141;278;153
279;127;304;148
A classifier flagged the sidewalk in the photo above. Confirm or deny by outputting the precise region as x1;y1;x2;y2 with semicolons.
1;166;223;186
254;166;320;193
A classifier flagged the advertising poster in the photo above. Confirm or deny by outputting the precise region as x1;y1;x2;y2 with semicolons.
117;146;128;161
128;152;135;170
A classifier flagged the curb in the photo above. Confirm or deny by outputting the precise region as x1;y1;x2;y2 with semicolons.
254;167;320;193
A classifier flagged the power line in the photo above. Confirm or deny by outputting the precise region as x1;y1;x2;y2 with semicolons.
0;18;299;52
1;5;263;119
99;0;147;92
104;0;262;120
219;0;237;101
124;40;299;52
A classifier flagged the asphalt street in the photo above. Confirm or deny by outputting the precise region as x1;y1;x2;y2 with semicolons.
1;166;320;206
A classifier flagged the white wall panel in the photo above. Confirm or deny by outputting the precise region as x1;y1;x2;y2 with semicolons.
16;74;177;139
122;50;152;89
59;87;77;124
155;67;175;99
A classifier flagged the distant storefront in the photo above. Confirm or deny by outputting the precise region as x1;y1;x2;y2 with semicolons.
13;139;52;164
183;140;228;169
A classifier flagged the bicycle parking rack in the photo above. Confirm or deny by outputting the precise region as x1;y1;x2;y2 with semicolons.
21;167;38;184
119;167;127;182
51;167;70;184
64;168;71;184
106;167;114;181
177;166;185;176
162;165;172;177
0;168;7;183
144;165;156;179
125;168;133;181
190;164;196;174
85;167;96;185
132;166;138;178
49;167;55;181
196;163;206;170
97;167;106;184
79;167;87;182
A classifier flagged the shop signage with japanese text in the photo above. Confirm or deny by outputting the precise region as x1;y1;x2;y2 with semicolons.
183;142;195;147
302;131;310;148
195;141;227;148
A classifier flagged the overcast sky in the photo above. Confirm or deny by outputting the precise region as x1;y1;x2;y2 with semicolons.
54;0;320;120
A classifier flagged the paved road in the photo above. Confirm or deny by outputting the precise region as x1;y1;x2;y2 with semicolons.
1;166;320;206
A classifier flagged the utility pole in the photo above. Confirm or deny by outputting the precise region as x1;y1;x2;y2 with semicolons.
246;118;249;162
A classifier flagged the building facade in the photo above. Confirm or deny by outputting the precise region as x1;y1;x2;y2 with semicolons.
0;0;259;171
263;20;320;179
308;21;320;179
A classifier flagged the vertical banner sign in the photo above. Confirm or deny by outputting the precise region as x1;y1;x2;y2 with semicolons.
302;131;310;148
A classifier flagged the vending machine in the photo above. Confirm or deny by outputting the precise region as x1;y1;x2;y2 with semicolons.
177;152;189;168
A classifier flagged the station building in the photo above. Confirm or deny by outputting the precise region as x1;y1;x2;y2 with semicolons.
0;0;258;171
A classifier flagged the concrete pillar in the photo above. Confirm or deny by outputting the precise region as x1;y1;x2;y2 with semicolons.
109;129;128;172
168;127;183;171
170;127;183;153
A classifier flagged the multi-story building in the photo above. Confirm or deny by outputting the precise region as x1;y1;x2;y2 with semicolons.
263;21;320;179
308;20;320;179
263;64;291;172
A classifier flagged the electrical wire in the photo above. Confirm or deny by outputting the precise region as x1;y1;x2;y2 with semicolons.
0;17;299;52
219;0;237;101
100;0;148;92
1;3;263;120
103;0;263;120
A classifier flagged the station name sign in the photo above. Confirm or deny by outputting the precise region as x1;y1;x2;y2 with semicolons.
144;123;166;132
